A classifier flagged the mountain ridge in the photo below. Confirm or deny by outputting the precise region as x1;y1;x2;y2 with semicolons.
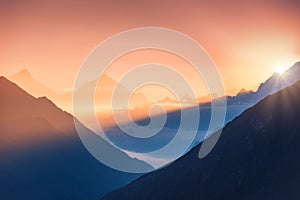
102;80;300;200
0;76;153;199
103;62;300;155
10;69;58;98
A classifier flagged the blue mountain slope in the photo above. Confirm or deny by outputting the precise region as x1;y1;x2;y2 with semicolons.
102;80;300;200
0;77;153;199
105;62;300;153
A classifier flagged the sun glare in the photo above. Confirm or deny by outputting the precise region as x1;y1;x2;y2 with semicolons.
275;67;288;75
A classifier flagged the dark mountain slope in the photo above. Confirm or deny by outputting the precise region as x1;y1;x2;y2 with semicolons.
102;81;300;200
0;77;152;199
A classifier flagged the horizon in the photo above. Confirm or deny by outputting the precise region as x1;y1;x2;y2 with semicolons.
2;61;299;135
5;60;298;99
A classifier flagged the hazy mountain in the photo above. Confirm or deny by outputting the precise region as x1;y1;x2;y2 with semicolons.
102;80;300;200
107;62;300;153
9;69;74;113
9;69;149;129
10;69;58;99
0;77;153;199
197;93;219;103
236;88;254;97
78;74;149;110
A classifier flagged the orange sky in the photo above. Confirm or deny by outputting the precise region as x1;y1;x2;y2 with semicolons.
1;0;300;96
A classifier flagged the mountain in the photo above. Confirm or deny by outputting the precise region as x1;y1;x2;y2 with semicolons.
236;88;254;97
0;77;153;199
10;69;58;99
102;80;300;200
255;62;300;98
197;93;219;103
9;69;149;128
9;69;73;112
98;62;300;168
227;61;300;106
80;73;149;110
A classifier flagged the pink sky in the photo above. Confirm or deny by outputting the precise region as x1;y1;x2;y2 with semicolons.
1;0;300;95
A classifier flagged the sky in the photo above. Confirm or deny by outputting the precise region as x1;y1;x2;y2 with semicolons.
1;0;300;96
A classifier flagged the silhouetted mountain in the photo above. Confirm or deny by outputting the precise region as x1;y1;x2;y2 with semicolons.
0;77;153;199
102;81;300;200
226;61;300;106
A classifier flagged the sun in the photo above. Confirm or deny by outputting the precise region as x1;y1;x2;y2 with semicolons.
275;67;288;75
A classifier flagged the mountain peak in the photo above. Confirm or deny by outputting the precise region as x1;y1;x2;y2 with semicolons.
0;76;7;81
0;76;14;87
255;61;300;98
288;61;300;73
292;61;300;67
9;69;58;99
239;88;248;93
0;75;35;101
236;88;253;96
158;96;176;104
11;69;33;80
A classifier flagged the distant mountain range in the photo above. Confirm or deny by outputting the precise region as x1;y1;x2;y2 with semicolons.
2;62;300;199
102;80;300;200
10;69;58;99
9;69;73;113
9;69;150;130
9;69;149;115
105;62;300;154
0;77;153;199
